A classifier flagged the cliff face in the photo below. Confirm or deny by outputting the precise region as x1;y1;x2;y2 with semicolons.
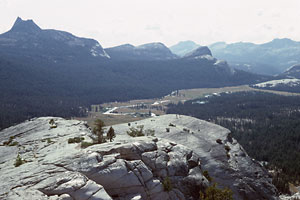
0;115;278;200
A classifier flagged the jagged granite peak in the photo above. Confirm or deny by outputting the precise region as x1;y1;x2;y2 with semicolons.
0;17;109;61
105;42;178;60
9;17;42;33
169;40;201;57
0;115;278;200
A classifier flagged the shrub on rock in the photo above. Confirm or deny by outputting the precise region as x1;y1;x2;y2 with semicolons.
163;176;172;192
81;141;94;148
127;125;155;137
68;137;84;144
199;183;233;200
127;125;145;137
14;154;25;167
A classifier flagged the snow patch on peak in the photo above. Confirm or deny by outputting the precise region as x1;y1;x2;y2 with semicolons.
214;60;227;66
194;55;215;61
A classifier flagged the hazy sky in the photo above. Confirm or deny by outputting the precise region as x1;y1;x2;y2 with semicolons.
0;0;300;48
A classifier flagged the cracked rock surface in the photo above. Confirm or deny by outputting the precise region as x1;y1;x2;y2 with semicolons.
112;114;279;200
0;115;278;199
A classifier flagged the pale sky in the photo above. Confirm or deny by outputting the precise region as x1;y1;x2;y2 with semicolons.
0;0;300;48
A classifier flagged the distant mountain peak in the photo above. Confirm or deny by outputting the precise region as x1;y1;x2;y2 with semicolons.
183;46;212;58
120;43;135;48
137;42;167;49
262;38;297;48
0;17;109;60
105;42;178;60
169;40;201;57
111;43;135;50
271;38;293;42
177;40;198;45
10;17;41;33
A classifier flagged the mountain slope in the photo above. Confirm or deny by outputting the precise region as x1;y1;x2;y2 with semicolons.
105;42;178;60
167;92;300;195
250;64;300;93
0;18;269;130
182;46;212;59
280;64;300;79
169;41;201;57
209;38;300;75
182;46;236;75
0;17;109;64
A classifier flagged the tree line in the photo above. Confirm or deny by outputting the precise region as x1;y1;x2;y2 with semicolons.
0;57;266;130
167;91;300;194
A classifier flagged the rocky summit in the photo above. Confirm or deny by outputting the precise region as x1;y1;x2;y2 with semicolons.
0;17;110;63
0;115;278;200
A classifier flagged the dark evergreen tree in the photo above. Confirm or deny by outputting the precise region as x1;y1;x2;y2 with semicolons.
107;126;116;142
93;119;106;144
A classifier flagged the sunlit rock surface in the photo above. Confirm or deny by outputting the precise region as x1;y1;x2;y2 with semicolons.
0;115;278;199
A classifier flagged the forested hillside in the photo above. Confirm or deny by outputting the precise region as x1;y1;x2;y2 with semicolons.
167;91;300;193
0;57;267;130
0;17;269;130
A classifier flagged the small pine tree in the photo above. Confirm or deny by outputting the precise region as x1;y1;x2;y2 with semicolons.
199;183;233;200
93;119;106;144
107;126;116;142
